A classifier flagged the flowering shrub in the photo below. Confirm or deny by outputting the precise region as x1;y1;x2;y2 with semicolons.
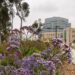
20;40;46;56
0;30;72;75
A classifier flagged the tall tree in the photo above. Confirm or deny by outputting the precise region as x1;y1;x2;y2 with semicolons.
15;1;29;30
8;0;29;30
31;19;43;40
0;0;29;42
16;1;29;39
0;1;11;42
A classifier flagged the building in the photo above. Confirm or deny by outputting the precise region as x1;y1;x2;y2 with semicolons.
40;17;71;42
40;32;63;42
42;17;71;32
63;28;75;45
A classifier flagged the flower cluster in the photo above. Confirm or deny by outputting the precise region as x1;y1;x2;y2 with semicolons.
0;35;72;75
52;38;62;47
41;47;51;59
68;47;72;63
0;54;56;75
6;29;20;50
63;44;72;63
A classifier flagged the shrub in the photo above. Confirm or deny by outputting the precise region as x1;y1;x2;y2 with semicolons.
0;30;72;75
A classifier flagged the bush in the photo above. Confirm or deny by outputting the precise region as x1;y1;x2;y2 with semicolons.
20;40;46;56
0;30;72;75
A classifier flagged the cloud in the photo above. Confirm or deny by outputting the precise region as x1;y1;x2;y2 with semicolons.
32;1;58;13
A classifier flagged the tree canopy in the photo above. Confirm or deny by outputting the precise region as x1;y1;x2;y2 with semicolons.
0;0;29;42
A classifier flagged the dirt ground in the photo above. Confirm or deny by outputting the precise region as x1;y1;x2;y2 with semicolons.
61;62;75;75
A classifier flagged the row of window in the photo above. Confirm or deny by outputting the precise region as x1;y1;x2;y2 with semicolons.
42;34;63;38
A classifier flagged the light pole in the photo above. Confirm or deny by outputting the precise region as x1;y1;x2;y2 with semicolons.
47;26;63;38
55;26;58;38
54;26;63;38
43;23;63;39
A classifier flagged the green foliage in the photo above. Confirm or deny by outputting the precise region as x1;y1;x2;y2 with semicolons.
32;21;38;28
56;69;60;75
0;0;30;42
56;65;61;75
0;57;14;66
20;40;46;56
0;43;6;53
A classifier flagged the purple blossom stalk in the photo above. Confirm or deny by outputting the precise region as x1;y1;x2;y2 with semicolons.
63;44;69;51
52;57;62;66
0;71;4;75
0;33;73;75
52;38;62;47
41;47;51;57
47;61;56;75
68;47;72;63
6;30;20;50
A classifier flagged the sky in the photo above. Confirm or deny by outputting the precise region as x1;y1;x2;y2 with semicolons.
13;0;75;29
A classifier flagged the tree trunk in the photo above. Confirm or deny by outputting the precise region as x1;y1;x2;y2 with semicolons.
11;15;13;30
20;18;23;40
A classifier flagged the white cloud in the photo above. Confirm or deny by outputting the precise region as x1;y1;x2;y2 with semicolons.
32;1;58;13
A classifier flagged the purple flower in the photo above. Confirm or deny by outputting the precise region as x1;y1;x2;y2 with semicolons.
52;38;62;47
15;68;34;75
0;54;5;59
63;44;69;51
37;58;44;64
47;61;56;75
41;48;51;56
0;65;5;71
7;30;20;50
52;57;62;65
9;71;16;75
68;48;72;63
14;60;22;68
0;71;4;75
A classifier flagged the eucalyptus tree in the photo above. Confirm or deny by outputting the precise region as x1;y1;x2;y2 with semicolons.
0;0;29;42
31;19;43;40
0;1;11;43
15;1;29;39
8;0;29;30
15;1;29;30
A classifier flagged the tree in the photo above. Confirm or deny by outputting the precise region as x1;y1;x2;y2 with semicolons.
16;2;29;39
0;0;30;42
0;1;11;42
32;20;38;28
31;19;43;40
16;2;29;29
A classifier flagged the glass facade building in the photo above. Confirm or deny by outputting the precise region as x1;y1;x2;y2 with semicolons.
42;17;71;32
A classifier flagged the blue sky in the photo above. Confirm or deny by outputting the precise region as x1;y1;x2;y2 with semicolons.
13;0;75;29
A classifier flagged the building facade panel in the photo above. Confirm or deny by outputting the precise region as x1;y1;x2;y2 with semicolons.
63;28;75;45
40;17;71;42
